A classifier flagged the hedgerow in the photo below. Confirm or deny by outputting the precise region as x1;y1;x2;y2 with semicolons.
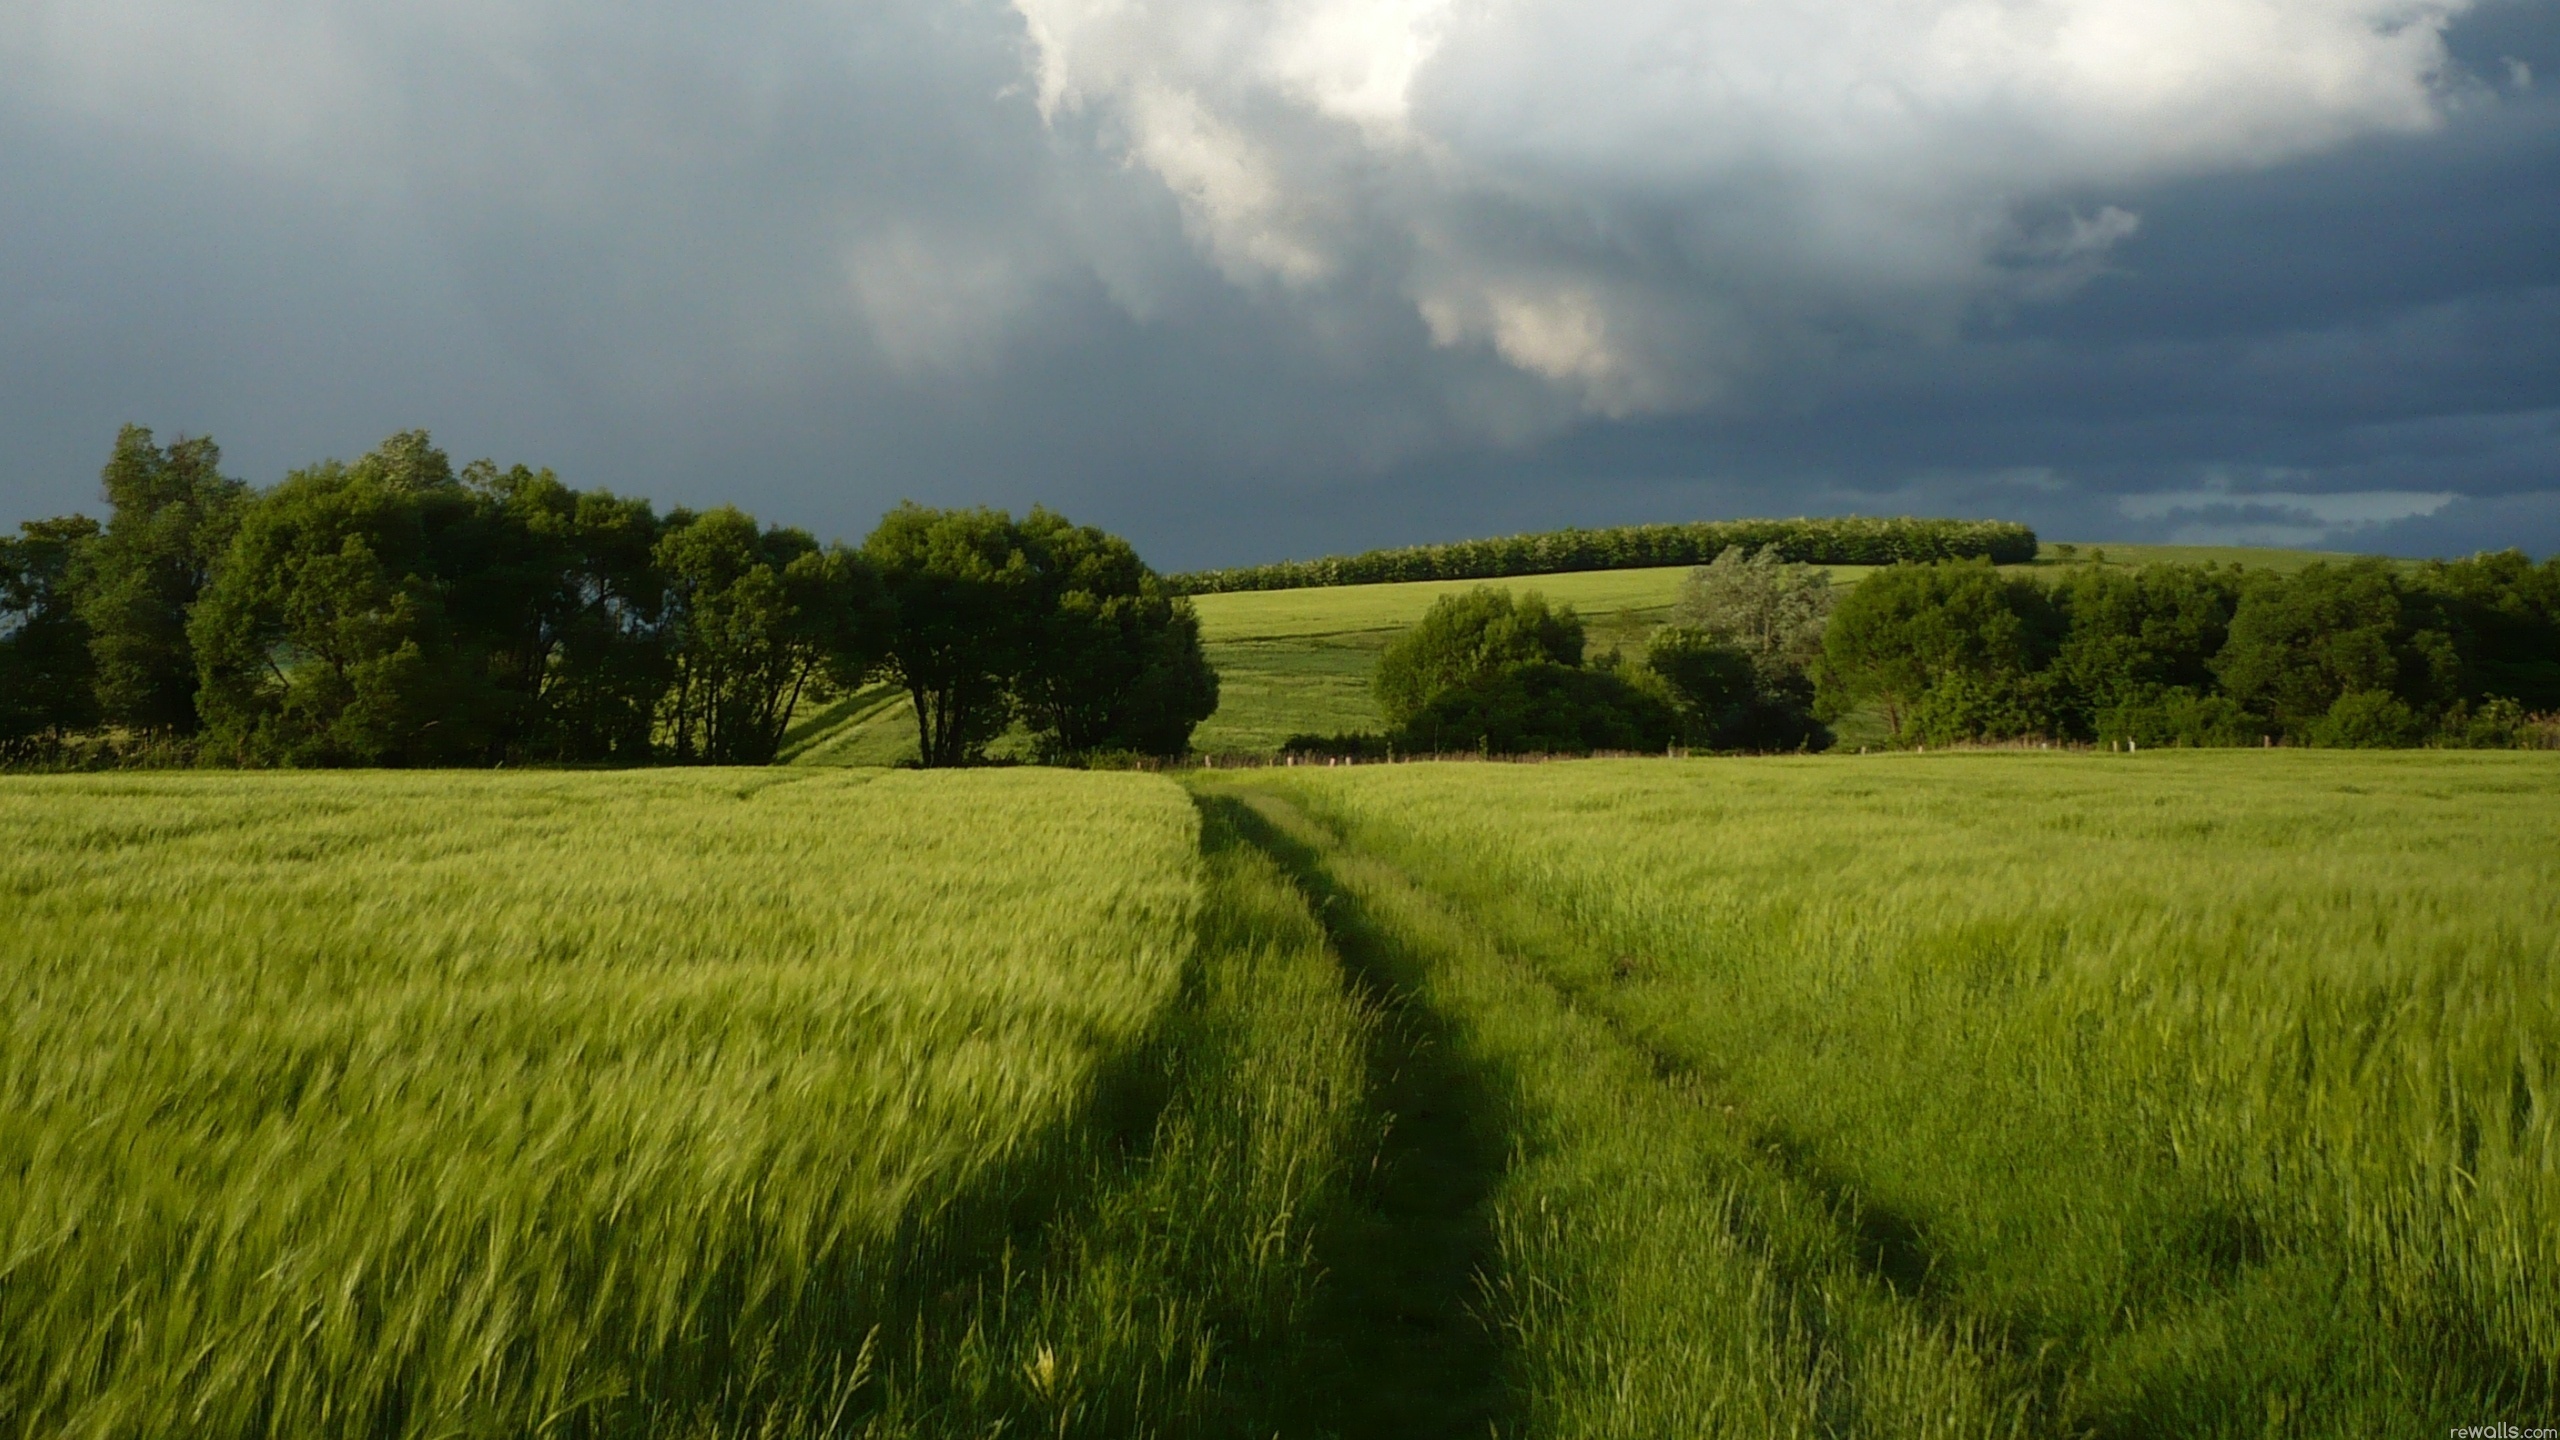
1167;516;2037;594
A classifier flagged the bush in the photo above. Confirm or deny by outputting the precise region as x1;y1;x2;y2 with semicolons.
2092;687;2260;748
1391;662;1678;755
1374;587;1582;728
1170;517;2037;594
2308;690;2427;748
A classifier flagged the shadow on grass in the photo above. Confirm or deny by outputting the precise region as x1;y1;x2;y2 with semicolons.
1204;791;1526;1440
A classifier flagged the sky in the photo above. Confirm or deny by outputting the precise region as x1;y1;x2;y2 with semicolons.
2;0;2555;569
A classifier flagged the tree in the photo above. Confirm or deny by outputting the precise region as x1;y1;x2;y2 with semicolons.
865;504;1034;767
191;432;503;766
2049;564;2244;743
1374;587;1582;728
1672;546;1834;680
1014;510;1217;759
1391;661;1677;755
2212;559;2458;741
75;425;246;735
657;508;878;765
465;464;671;764
1645;626;1754;737
2413;550;2560;712
0;517;102;751
1820;559;2061;742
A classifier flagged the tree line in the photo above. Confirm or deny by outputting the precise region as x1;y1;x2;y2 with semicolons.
1821;553;2560;748
1169;516;2040;594
1294;547;2559;757
0;427;1216;767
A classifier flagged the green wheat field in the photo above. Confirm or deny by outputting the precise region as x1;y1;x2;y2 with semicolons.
3;748;2552;1437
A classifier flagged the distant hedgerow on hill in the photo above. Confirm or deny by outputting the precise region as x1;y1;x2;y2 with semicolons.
1166;516;2038;594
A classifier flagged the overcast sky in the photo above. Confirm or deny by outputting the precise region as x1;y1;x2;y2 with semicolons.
3;0;2555;568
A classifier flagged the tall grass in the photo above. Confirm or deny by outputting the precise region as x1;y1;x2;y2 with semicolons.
0;769;1200;1437
846;793;1381;1437
1239;751;2560;1434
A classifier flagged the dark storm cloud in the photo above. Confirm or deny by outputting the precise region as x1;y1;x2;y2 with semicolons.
1;0;2553;569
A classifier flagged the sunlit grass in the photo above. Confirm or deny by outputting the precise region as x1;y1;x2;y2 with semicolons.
0;768;1199;1437
1229;749;2560;1434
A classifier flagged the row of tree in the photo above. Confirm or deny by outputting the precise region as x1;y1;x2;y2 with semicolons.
1298;546;2559;757
0;428;1216;767
1820;554;2560;748
1171;516;2039;594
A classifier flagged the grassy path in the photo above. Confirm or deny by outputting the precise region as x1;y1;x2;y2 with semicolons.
1208;791;1520;1439
1211;779;2047;1439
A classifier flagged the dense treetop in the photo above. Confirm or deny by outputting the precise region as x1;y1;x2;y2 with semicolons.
2;427;1215;767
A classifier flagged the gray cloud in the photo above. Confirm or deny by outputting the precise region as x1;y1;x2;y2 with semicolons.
1;0;2554;566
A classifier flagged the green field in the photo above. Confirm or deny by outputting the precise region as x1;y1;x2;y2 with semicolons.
0;769;1378;1437
7;748;2547;1436
1209;751;2558;1434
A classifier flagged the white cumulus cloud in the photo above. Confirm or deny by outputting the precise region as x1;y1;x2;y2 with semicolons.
1014;0;2471;412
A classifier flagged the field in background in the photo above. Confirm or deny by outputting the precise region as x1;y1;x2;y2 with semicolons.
1187;542;2351;752
1212;751;2559;1435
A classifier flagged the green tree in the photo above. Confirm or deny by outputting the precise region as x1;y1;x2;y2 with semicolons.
1672;546;1834;679
1374;587;1582;728
466;465;671;762
2213;559;2458;741
1820;559;2061;742
2412;549;2560;712
74;426;246;735
190;432;503;766
0;516;103;751
1014;510;1218;759
1645;626;1754;737
2050;563;2245;742
658;508;878;765
1391;662;1677;755
865;504;1033;767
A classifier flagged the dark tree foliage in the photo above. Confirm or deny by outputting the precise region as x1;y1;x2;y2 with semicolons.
466;465;671;764
865;504;1038;768
2416;550;2560;712
1374;587;1583;728
21;425;1204;770
0;517;102;749
2049;564;2247;745
190;432;506;766
658;508;878;766
2213;559;2461;744
1015;510;1218;760
1811;552;2560;749
1395;662;1678;755
1644;625;1826;750
1172;516;2037;594
1371;587;1673;753
75;426;246;736
1820;559;2063;742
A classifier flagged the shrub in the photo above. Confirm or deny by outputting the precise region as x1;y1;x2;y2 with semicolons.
1374;587;1582;728
2091;687;2260;748
1391;661;1678;755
